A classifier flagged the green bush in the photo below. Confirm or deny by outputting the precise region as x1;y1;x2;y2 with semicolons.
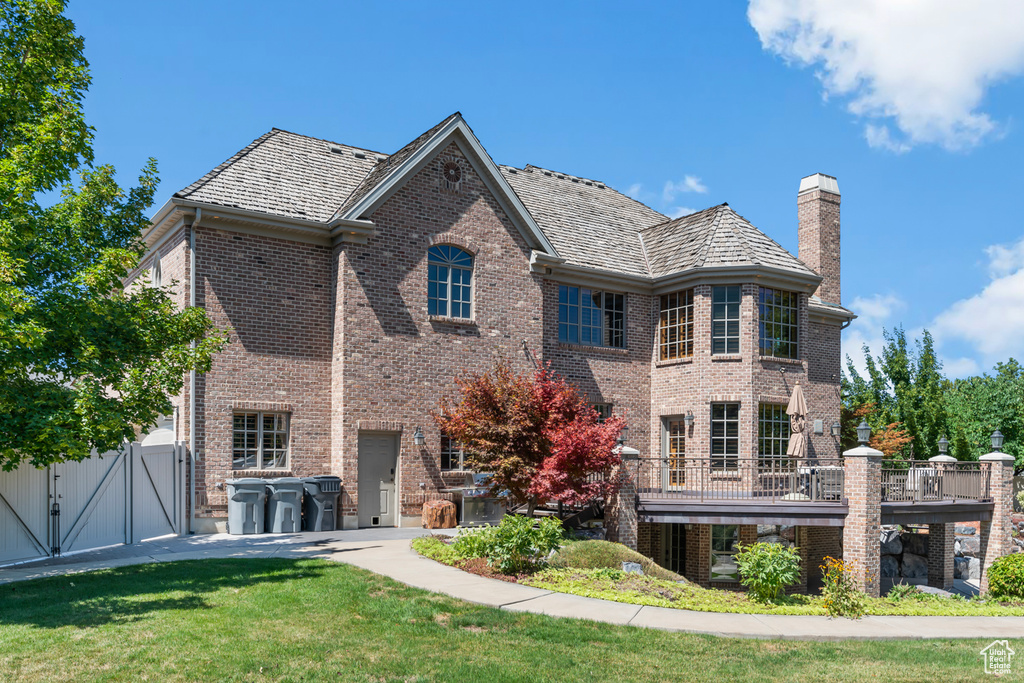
452;515;565;574
988;553;1024;600
734;542;802;603
411;535;460;565
549;539;684;581
885;582;922;602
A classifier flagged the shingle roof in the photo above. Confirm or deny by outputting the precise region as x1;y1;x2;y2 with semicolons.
332;112;461;221
172;121;820;285
175;129;382;223
500;165;668;277
640;204;817;279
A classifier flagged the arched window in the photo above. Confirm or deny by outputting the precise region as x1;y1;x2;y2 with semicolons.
427;245;473;318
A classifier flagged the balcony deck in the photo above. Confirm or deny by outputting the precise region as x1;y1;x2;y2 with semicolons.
632;458;994;527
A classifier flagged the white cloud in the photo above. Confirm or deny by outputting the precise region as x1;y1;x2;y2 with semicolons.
842;294;905;378
942;356;982;379
626;183;644;200
933;237;1024;366
748;0;1024;151
667;206;698;219
663;175;709;202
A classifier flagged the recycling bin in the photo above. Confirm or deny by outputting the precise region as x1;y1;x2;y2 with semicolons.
265;477;304;533
302;476;342;531
226;478;267;535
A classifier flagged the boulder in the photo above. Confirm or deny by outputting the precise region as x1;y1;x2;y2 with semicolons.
880;529;903;555
968;557;981;580
574;527;607;541
955;556;969;580
901;552;929;579
780;525;797;542
421;499;458;529
759;535;787;546
959;536;981;557
955;525;976;536
757;524;776;537
880;554;900;577
621;561;643;574
902;532;929;557
954;539;962;557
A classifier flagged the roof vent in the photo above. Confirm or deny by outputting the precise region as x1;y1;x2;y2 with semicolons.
597;184;605;189
353;151;367;159
507;168;517;174
329;145;345;154
571;178;579;183
375;155;387;162
584;181;593;186
543;171;552;176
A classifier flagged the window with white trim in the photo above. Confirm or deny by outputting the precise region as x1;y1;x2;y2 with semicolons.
710;403;739;471
558;285;625;348
428;245;473;319
759;287;799;359
232;412;289;470
711;285;740;355
440;435;465;471
710;524;740;582
659;289;694;360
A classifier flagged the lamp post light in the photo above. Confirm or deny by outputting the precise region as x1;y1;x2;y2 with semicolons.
413;426;425;447
991;430;1005;452
830;421;841;438
937;436;949;456
856;421;871;447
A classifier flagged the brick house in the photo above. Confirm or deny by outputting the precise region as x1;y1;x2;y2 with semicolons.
137;113;1011;595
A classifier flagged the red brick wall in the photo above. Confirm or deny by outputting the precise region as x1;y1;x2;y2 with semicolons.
798;188;841;305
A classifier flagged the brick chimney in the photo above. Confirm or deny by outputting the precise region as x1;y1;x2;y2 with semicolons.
797;173;841;305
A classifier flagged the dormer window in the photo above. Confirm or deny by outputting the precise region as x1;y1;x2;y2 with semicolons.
428;245;473;319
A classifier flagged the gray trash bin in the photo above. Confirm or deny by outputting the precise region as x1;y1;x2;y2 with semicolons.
302;476;342;531
265;477;304;533
226;478;267;535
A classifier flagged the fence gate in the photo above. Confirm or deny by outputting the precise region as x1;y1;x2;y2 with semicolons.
0;441;185;566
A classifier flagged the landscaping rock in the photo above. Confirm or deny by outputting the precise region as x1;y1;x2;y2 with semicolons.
955;525;976;536
959;536;981;557
573;527;607;541
901;552;928;579
880;554;900;577
880;529;903;555
954;539;962;557
759;535;786;546
621;561;643;574
757;525;775;537
902;532;929;557
421;500;458;529
780;525;796;542
969;557;981;580
955;556;969;579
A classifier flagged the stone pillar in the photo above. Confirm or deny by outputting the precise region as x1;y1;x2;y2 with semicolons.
979;452;1015;594
606;460;638;550
843;444;883;597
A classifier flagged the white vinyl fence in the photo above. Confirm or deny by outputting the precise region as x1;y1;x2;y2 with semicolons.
0;441;185;565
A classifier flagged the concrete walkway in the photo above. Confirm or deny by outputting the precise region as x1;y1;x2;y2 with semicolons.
2;530;1022;641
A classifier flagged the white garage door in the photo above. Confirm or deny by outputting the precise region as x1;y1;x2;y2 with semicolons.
0;441;185;565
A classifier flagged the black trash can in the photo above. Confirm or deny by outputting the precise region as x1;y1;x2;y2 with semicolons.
225;478;267;535
302;475;342;531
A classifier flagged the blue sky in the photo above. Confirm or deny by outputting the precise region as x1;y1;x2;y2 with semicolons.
67;1;1024;379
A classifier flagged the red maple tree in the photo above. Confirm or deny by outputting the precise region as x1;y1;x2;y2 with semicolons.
434;358;625;515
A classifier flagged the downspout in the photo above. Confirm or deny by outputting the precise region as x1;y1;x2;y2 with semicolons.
188;208;201;534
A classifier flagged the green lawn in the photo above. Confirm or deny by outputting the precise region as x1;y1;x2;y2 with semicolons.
0;559;1007;682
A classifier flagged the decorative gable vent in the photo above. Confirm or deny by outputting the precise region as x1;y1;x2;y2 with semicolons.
440;156;463;192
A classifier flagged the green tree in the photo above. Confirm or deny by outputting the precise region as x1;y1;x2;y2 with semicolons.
843;328;947;459
944;360;1024;467
0;1;224;469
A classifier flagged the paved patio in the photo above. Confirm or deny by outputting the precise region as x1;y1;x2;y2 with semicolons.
0;530;1018;641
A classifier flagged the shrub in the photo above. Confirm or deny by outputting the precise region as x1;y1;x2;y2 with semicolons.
452;515;565;574
819;556;865;619
548;539;684;581
412;535;460;565
886;582;922;602
988;553;1024;601
734;542;802;603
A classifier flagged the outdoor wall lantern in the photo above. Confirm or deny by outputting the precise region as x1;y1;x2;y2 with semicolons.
938;436;949;455
856;421;871;446
992;430;1005;452
617;426;630;447
830;421;841;438
413;426;425;447
684;412;695;429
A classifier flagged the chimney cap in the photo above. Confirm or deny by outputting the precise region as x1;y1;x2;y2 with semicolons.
798;173;840;196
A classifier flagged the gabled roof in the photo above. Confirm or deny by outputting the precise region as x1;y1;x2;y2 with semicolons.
500;165;667;278
174;129;381;223
640;204;817;279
